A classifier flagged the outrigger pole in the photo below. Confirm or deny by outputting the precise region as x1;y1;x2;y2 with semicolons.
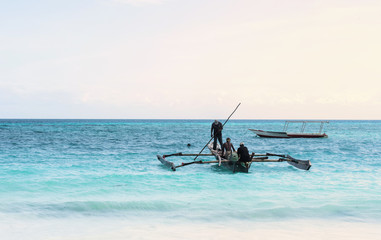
193;102;241;162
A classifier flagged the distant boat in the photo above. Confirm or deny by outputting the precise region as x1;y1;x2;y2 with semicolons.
249;121;329;138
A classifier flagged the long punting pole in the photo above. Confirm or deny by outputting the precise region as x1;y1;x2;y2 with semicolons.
193;103;241;162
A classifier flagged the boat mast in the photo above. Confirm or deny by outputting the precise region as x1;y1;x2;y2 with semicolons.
283;120;329;134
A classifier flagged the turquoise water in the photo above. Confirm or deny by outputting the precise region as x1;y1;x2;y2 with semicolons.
1;119;381;235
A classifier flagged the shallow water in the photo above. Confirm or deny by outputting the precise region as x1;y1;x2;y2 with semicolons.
1;119;380;239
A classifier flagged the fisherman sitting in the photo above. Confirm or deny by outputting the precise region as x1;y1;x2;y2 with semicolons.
237;142;254;167
222;137;235;159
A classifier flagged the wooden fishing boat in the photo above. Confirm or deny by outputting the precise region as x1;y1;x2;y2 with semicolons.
249;121;329;138
156;147;311;173
207;142;251;173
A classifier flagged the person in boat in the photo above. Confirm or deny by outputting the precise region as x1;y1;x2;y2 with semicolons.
222;137;235;159
211;120;223;150
237;142;254;166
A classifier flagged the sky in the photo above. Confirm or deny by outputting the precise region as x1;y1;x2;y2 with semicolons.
1;0;380;119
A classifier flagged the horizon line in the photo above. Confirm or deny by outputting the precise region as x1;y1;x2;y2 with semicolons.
0;118;380;121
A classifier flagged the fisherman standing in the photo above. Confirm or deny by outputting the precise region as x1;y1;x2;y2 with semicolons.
211;120;223;150
222;137;235;159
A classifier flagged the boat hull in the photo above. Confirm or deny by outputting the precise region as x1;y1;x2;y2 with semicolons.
249;129;289;138
286;133;327;138
249;129;328;138
221;159;250;173
208;143;251;173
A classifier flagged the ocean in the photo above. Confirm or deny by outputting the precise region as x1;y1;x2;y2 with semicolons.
1;119;380;240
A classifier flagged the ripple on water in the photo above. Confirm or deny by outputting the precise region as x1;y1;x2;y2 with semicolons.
0;120;380;223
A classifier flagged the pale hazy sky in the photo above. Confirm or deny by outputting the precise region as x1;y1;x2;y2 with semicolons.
1;0;380;119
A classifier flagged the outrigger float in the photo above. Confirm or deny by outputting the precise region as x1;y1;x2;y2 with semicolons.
157;142;311;173
157;103;312;173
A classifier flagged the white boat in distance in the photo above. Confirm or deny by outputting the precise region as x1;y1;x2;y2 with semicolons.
249;121;329;138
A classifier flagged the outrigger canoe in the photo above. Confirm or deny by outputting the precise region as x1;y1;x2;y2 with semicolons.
156;142;311;173
207;142;251;173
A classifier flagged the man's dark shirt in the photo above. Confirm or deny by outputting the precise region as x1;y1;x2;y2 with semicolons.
211;121;223;136
237;146;251;162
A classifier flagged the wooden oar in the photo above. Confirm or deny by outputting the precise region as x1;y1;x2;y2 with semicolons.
193;103;241;162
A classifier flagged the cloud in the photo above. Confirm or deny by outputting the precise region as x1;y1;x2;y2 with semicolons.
1;0;381;118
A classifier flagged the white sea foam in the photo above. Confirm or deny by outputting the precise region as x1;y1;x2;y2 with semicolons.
1;217;381;240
